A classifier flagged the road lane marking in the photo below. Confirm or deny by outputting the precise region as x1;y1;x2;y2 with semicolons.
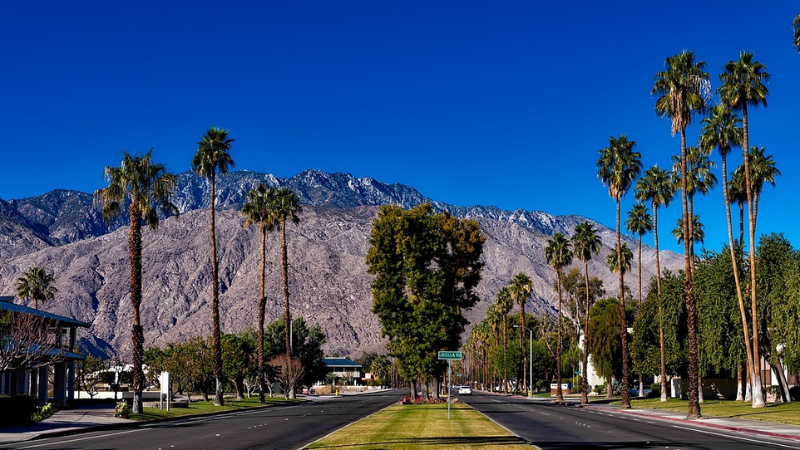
17;429;144;449
673;425;800;449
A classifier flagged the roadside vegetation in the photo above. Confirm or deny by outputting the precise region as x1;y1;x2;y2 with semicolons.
128;395;301;421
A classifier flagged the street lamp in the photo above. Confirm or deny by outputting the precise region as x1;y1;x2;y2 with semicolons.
513;325;533;398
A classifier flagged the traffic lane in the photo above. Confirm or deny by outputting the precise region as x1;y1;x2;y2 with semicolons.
460;394;800;450
8;391;404;450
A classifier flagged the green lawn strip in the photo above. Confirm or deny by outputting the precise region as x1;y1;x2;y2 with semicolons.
605;397;800;426
130;396;301;421
305;402;533;450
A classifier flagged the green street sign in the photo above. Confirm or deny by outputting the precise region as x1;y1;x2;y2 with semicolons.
438;351;463;360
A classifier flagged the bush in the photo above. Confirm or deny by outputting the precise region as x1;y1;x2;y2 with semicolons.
593;384;605;395
789;385;800;402
31;403;57;423
115;400;131;419
650;383;661;395
0;395;38;426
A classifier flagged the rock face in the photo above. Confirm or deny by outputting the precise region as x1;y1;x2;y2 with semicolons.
0;170;682;358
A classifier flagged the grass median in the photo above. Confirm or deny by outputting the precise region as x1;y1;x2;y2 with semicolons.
130;396;301;421
304;401;533;450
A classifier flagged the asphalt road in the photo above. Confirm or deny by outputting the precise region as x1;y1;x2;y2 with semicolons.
460;393;800;450
4;391;404;450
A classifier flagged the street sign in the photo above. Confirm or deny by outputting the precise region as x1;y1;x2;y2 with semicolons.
438;351;462;360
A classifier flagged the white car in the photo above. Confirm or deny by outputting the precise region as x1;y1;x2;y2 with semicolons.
458;386;472;395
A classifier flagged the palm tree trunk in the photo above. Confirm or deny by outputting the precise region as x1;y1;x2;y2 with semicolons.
617;199;631;409
581;261;591;405
519;302;526;393
503;316;508;395
129;201;145;415
722;152;754;406
736;364;744;401
653;203;668;402
688;194;695;274
258;228;267;403
282;222;291;357
681;129;701;419
210;173;224;407
556;268;563;403
743;107;765;408
637;234;644;398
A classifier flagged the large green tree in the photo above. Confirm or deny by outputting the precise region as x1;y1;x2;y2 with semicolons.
94;149;178;414
241;183;278;402
545;233;572;402
653;50;710;418
15;266;58;310
718;51;770;408
367;204;485;397
597;134;641;409
571;221;602;404
635;165;675;401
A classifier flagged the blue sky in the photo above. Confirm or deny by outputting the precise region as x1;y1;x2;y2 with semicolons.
1;1;798;254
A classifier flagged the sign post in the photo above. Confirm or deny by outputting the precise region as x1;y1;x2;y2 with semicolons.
437;351;463;419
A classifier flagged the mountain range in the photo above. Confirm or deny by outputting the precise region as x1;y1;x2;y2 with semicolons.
0;170;682;358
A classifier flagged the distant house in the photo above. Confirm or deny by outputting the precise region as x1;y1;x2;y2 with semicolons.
320;358;363;386
0;296;90;406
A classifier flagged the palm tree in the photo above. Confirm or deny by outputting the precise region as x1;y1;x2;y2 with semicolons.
606;242;632;277
269;187;302;361
241;183;278;403
718;51;770;409
672;146;716;273
728;168;747;246
93;149;178;414
653;50;710;418
545;233;573;403
597;134;641;409
635;165;676;402
747;146;780;229
672;215;705;245
572;221;601;405
625;203;652;304
15;266;58;309
699;106;748;400
794;14;800;52
509;272;532;393
192;127;235;407
495;287;513;395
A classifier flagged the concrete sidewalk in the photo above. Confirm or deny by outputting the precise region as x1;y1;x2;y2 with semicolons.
0;404;130;445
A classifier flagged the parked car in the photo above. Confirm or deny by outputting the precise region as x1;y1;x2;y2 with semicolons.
630;388;652;396
458;386;472;396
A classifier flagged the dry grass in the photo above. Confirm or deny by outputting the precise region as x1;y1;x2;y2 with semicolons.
304;402;534;450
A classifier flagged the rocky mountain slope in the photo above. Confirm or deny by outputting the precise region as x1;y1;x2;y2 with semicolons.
0;170;682;358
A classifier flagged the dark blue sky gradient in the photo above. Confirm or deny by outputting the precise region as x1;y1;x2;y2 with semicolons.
2;1;798;254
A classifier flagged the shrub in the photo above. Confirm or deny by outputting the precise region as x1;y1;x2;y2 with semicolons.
0;395;38;426
399;395;445;405
593;384;605;395
31;403;57;423
115;400;131;419
650;383;661;395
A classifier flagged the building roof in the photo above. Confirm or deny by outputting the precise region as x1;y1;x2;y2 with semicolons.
322;358;362;368
0;297;91;328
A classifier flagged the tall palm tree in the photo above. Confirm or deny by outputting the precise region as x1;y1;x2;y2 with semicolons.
635;165;676;402
94;149;178;414
606;242;632;278
269;187;302;360
572;221;601;405
672;146;716;273
653;50;710;418
509;272;532;393
699;106;748;399
192;127;235;407
747;146;780;229
545;233;573;403
241;183;278;403
626;202;652;399
15;266;58;310
718;51;769;409
625;203;652;304
495;287;513;395
597;134;641;409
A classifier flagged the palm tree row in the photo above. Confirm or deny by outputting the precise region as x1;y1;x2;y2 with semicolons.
92;128;303;410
